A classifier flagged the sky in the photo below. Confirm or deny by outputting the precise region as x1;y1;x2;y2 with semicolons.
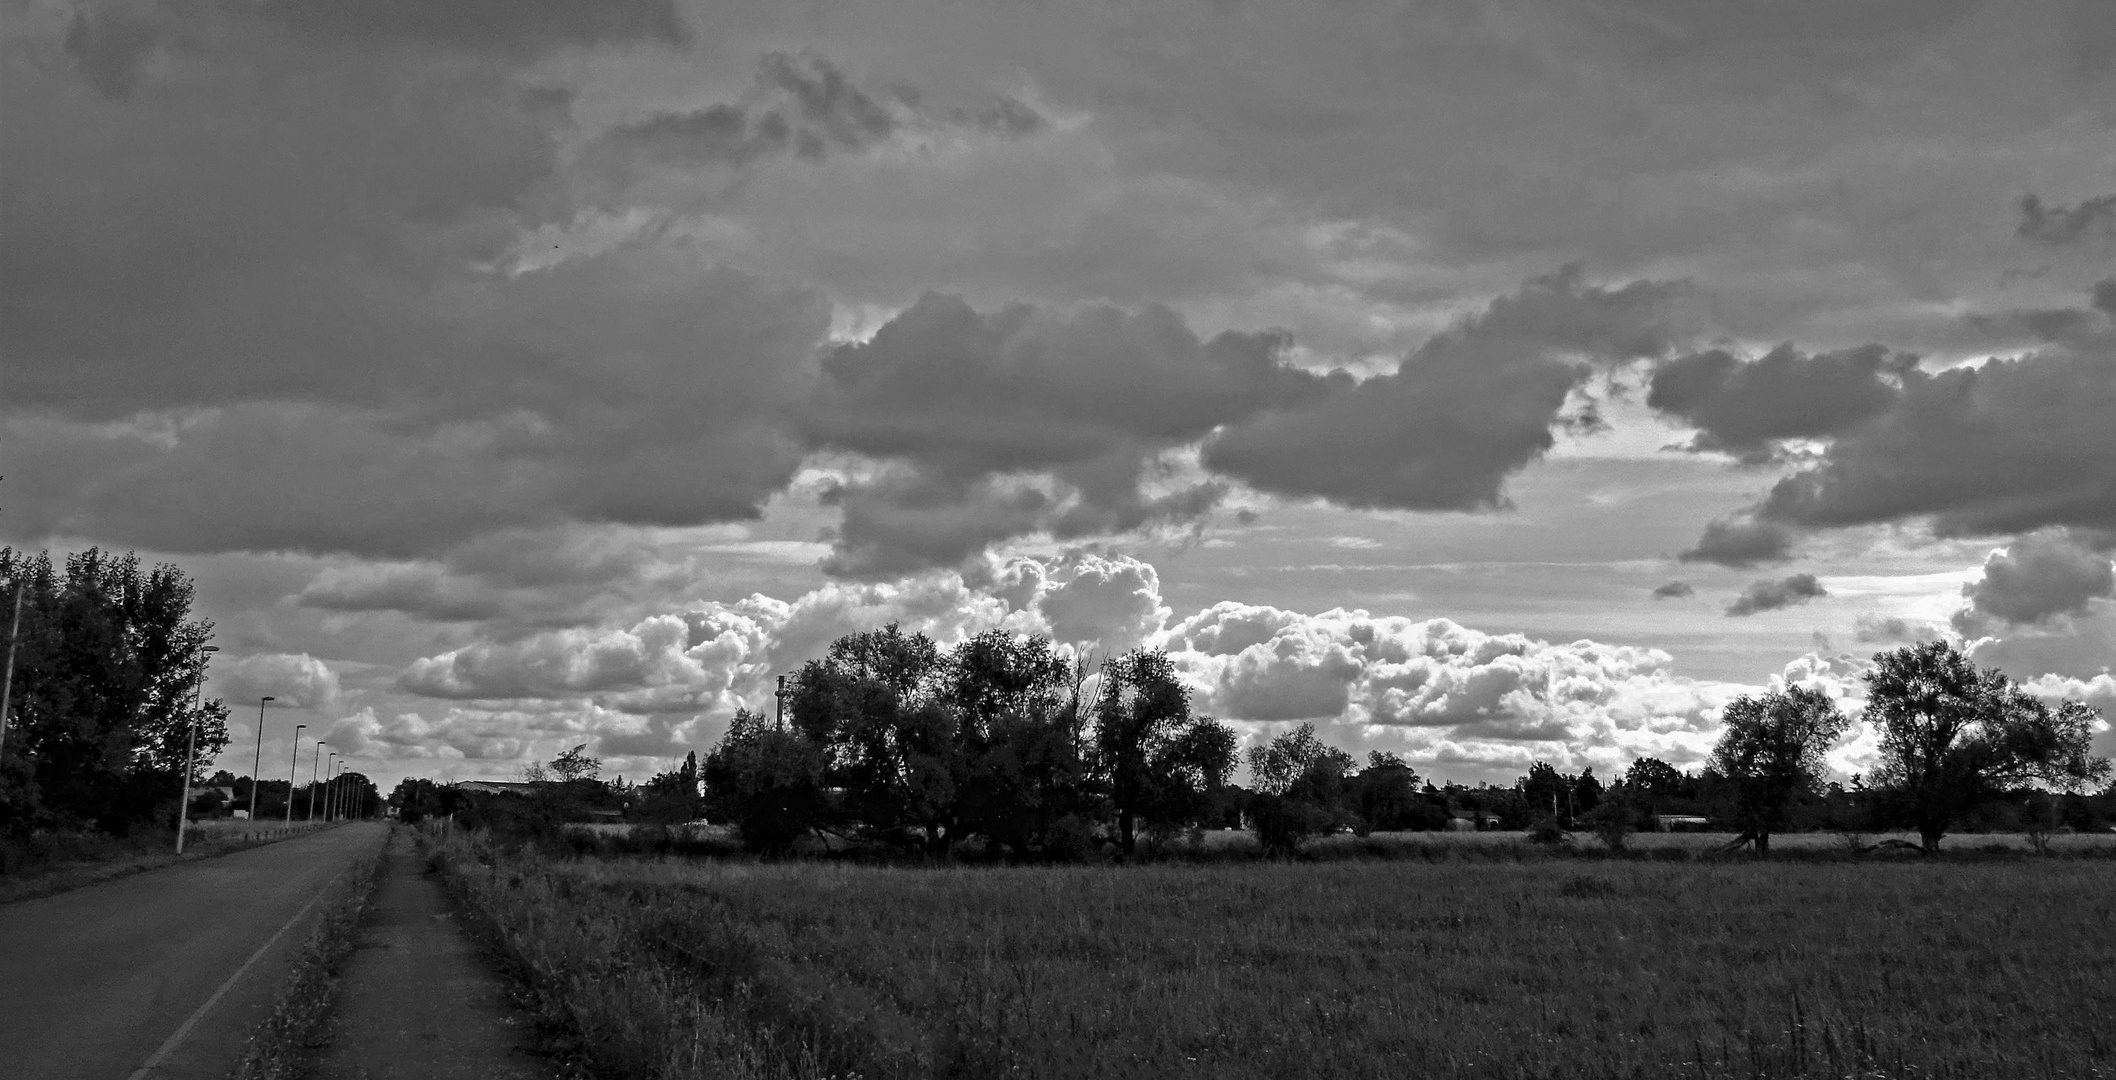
4;0;2113;792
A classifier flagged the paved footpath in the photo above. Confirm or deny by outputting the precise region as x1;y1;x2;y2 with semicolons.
308;837;552;1079
0;822;387;1080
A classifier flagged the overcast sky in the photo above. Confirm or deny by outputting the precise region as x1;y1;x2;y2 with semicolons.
5;0;2113;790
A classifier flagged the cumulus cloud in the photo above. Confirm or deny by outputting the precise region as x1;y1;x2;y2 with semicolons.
1202;265;1686;511
1647;343;1916;462
383;551;1758;779
2017;192;2116;246
1955;529;2116;627
213;653;345;714
1160;603;1739;773
1651;581;1695;599
1726;573;1827;617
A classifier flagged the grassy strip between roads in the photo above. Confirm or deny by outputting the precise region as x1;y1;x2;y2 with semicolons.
229;835;388;1080
429;828;2116;1080
0;823;337;906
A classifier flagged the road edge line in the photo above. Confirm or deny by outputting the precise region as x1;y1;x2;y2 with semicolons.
126;864;353;1080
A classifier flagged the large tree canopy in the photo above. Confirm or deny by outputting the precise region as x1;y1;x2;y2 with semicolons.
0;548;229;834
1864;641;2110;853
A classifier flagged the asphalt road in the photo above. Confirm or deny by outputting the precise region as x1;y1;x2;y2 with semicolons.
0;821;387;1080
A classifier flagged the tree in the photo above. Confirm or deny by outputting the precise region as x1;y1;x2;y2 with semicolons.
1518;762;1569;821
1708;686;1849;856
637;751;704;823
1245;722;1356;854
1864;641;2111;853
1092;649;1229;857
1347;751;1428;833
0;548;229;834
548;744;603;784
1622;757;1684;810
787;624;964;854
702;709;828;856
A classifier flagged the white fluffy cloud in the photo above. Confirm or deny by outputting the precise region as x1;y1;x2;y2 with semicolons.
212;652;345;715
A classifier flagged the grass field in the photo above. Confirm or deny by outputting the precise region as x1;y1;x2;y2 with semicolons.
433;831;2115;1079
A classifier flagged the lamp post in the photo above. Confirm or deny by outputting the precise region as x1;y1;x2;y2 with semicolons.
175;645;220;854
309;742;326;822
0;577;24;764
323;751;336;821
247;696;275;821
286;723;305;826
336;761;350;820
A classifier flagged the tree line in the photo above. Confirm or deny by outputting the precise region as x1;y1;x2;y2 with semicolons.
620;628;2108;859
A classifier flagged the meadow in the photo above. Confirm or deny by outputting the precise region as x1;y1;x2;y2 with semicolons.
432;831;2115;1080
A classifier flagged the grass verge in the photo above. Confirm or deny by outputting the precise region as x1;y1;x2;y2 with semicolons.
229;832;389;1080
0;823;335;905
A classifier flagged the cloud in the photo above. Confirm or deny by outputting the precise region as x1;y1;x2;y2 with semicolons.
1651;581;1695;599
1679;515;1799;567
393;553;1171;711
262;0;687;54
596;51;1048;174
803;292;1326;575
1726;573;1828;617
1159;604;1740;772
1752;287;2116;540
213;653;345;714
1852;613;1947;644
1202;265;1686;511
2017;192;2116;246
1956;529;2116;627
1647;343;1916;462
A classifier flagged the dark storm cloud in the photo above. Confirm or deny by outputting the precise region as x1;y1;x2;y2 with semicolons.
1957;530;2116;627
1202;266;1686;511
1647;344;1916;462
1651;581;1694;599
803;293;1325;575
4;6;830;560
2017;192;2116;245
1756;345;2116;538
1725;573;1826;617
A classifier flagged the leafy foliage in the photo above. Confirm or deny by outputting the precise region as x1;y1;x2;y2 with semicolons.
0;548;228;834
1863;641;2111;852
1708;686;1850;855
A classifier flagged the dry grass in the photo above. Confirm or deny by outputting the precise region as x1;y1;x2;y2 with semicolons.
432;832;2115;1080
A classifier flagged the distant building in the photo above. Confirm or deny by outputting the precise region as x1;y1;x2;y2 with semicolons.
449;780;542;796
1653;815;1711;832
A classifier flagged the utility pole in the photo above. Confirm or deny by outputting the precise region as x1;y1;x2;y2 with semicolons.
774;674;787;731
175;645;219;854
0;577;23;763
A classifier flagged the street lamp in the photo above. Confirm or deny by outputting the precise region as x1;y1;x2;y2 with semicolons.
247;696;275;821
286;723;305;827
309;741;326;822
323;751;336;821
175;645;219;854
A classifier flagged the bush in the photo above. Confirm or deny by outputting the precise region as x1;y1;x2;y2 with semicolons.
1526;815;1570;845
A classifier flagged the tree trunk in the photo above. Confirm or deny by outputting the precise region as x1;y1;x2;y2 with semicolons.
1118;809;1136;857
1755;831;1770;858
1920;826;1944;855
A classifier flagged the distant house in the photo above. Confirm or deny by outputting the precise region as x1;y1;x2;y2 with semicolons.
1445;817;1476;832
1653;815;1711;832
